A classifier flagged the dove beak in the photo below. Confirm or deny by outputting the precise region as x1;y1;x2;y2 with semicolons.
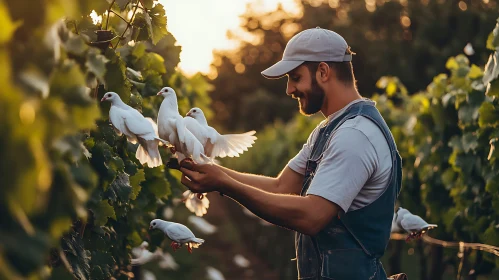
156;91;162;96
186;112;192;117
149;225;153;230
100;97;106;102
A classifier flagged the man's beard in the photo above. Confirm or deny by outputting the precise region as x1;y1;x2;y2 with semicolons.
298;77;325;116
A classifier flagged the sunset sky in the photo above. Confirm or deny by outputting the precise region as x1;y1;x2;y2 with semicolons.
159;0;301;76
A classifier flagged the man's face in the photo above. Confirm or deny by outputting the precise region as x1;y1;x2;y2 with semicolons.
286;65;325;116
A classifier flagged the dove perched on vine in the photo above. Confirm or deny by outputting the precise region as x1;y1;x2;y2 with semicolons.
184;107;257;160
395;207;438;242
101;92;168;168
150;219;205;253
156;87;210;163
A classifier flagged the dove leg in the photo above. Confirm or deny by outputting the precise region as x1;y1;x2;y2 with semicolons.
187;243;192;254
170;241;182;252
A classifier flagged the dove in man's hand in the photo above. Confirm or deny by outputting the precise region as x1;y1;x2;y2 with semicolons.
395;207;438;242
156;87;211;164
150;219;205;253
184;107;257;160
101;92;168;168
390;213;402;233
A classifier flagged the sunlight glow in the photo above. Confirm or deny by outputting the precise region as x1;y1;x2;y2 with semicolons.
159;0;301;76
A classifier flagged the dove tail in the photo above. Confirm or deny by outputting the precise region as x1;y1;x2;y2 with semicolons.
190;238;205;248
136;140;163;168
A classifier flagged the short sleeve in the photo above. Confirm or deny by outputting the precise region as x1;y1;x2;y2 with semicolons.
287;126;320;175
306;127;378;212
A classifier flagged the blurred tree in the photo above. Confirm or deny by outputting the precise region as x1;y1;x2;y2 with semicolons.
209;0;499;132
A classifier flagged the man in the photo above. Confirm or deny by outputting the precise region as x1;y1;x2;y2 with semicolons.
179;27;403;279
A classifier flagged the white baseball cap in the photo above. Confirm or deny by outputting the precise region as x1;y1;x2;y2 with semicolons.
261;27;351;79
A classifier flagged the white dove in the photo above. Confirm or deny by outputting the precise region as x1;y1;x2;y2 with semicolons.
130;241;161;266
390;213;402;233
156;87;210;164
185;107;257;160
101;92;167;168
149;219;205;253
396;207;438;242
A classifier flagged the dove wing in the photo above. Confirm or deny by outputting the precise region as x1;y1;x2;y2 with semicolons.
109;106;127;135
209;128;257;158
166;224;195;243
174;115;187;144
401;215;430;232
184;117;208;145
122;109;156;140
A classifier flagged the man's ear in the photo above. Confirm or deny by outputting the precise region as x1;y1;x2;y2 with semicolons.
317;62;331;83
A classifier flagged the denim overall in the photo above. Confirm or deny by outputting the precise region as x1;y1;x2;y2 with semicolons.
296;100;402;279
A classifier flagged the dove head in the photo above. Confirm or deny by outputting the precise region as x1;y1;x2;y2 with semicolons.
150;219;171;231
157;87;176;98
397;207;410;217
186;107;204;119
100;92;121;103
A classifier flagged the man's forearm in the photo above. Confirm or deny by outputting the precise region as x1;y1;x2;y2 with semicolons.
218;165;280;193
220;176;315;234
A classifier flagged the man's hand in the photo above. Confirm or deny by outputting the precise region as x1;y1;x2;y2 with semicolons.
179;160;233;194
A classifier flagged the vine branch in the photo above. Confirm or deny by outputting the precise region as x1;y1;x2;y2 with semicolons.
113;0;141;49
105;0;116;30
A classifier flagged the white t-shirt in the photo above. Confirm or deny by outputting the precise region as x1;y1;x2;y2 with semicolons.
288;99;392;213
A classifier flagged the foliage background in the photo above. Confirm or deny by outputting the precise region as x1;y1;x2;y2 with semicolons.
1;0;499;279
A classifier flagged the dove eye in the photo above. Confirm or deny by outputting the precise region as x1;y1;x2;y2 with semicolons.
107;94;112;98
153;222;156;226
193;110;197;113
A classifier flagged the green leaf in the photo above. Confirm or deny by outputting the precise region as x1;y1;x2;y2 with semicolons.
115;0;130;10
129;169;145;200
485;174;499;193
0;2;21;44
486;79;499;98
486;20;499;51
468;64;483;80
446;57;459;70
90;251;115;278
64;34;89;56
105;173;132;203
136;53;166;74
458;104;479;124
91;200;116;226
482;224;499;246
148;3;168;45
142;74;163;96
131;41;147;58
478;102;499;128
103;49;132;103
142;0;154;9
149;34;182;74
49;217;72;239
71;163;98;190
144;167;171;198
461;132;479;153
127;231;142;247
72;104;101;130
86;48;109;83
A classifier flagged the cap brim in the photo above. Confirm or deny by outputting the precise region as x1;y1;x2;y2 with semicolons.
261;60;304;79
